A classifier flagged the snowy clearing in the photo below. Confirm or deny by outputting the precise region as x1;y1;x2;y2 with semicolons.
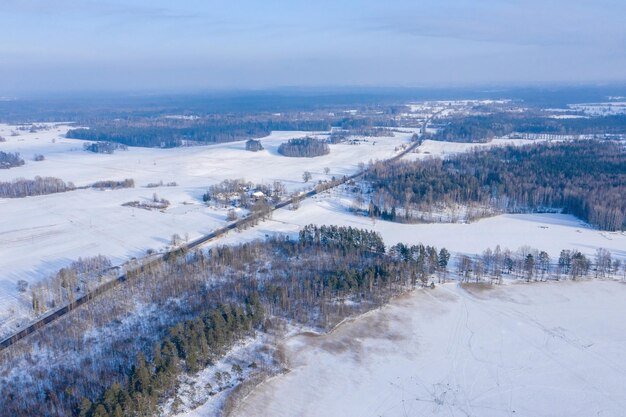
212;193;626;261
232;280;626;417
568;102;626;116
404;138;550;161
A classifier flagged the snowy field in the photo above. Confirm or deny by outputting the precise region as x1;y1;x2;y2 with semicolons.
0;123;414;333
0;123;412;284
1;120;623;341
0;124;411;190
568;102;626;116
2;119;626;417
0;124;559;292
232;280;626;417
405;138;550;161
212;194;626;261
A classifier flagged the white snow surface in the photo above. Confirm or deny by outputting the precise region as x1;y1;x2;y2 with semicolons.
405;138;549;161
0;123;411;333
168;335;278;417
212;194;626;261
0;124;409;284
1;121;624;340
231;280;626;417
569;102;626;116
3;120;626;417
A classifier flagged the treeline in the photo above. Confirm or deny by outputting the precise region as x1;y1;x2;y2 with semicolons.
91;179;135;190
29;255;114;315
433;113;626;142
299;224;385;254
0;176;75;198
328;128;394;144
362;140;626;230
122;193;169;211
454;246;623;283
83;142;128;154
278;137;330;157
0;177;134;198
0;151;24;169
66;118;333;148
0;226;441;417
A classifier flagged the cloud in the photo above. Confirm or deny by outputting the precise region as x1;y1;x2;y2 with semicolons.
360;1;625;49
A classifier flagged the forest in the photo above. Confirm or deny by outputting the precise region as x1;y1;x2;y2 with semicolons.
62;103;405;149
0;226;437;417
432;113;626;142
66;117;335;148
2;224;623;417
360;140;626;231
277;137;330;157
0;176;75;198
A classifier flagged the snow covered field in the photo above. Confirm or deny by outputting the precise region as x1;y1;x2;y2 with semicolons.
0;123;413;334
2;118;625;417
0;123;561;291
0;123;411;283
1;119;623;344
213;194;626;261
405;138;550;161
232;280;626;417
569;102;626;116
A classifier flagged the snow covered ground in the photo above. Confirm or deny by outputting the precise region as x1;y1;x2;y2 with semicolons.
405;137;550;161
569;102;626;116
0;125;409;190
211;194;626;261
0;123;413;334
1;119;623;343
3;118;626;417
0;123;411;283
231;280;626;417
0;123;559;293
167;335;280;417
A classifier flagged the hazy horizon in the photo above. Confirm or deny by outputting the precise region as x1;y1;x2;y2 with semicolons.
2;0;625;93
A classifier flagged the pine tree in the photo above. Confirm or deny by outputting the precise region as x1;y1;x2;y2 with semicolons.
524;254;535;282
78;398;92;417
92;404;110;417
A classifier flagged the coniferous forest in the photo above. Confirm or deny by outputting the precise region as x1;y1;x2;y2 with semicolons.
361;140;626;230
277;137;330;157
432;113;626;142
66;119;334;148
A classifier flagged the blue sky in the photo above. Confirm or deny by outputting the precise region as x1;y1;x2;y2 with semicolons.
1;0;625;92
